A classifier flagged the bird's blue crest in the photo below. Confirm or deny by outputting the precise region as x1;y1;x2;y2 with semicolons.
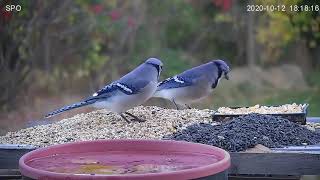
145;58;163;67
145;58;163;78
212;60;230;74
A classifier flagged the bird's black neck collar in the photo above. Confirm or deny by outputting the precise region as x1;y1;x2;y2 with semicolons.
217;67;223;79
212;67;223;89
147;63;161;78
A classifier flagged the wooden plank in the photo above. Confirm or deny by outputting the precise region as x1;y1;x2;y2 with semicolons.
229;152;320;175
306;117;320;123
229;175;300;180
271;145;320;154
0;144;35;150
1;143;320;175
0;144;36;169
0;169;22;179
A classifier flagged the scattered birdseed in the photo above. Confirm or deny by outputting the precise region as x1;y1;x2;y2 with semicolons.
0;106;214;147
305;122;320;133
165;114;320;152
216;103;306;115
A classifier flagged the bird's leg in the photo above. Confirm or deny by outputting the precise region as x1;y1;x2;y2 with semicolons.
185;104;192;109
125;112;146;122
120;113;131;123
172;99;179;110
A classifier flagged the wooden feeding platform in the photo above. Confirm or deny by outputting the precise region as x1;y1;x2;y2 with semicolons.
1;142;320;179
1;146;320;179
0;114;319;179
229;146;320;179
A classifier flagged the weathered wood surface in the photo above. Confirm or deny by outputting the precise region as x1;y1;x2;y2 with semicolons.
307;117;320;123
229;175;301;180
1;144;320;175
229;152;320;175
272;145;320;154
0;144;36;169
2;118;320;175
0;169;22;179
0;171;302;180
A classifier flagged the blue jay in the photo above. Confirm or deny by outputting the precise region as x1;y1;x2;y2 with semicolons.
153;60;230;109
45;58;163;123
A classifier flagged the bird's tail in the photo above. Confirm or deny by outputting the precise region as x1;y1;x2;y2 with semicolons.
45;99;96;118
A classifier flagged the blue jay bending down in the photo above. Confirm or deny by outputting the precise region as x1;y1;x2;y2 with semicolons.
153;60;230;109
45;58;163;123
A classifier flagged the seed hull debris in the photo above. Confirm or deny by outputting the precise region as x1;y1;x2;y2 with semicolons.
216;103;305;114
0;106;213;147
1;107;319;152
166;114;320;152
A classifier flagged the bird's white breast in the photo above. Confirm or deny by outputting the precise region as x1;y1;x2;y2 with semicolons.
155;83;212;105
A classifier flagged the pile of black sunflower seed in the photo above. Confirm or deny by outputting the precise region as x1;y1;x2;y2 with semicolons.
165;114;320;152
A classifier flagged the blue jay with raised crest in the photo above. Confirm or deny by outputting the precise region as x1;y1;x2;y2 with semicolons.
45;58;163;123
153;60;230;109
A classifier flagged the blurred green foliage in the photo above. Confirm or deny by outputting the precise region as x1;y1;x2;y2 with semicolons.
256;0;320;64
1;0;320;114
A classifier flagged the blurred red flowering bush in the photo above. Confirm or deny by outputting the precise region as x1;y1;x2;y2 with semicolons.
212;0;232;11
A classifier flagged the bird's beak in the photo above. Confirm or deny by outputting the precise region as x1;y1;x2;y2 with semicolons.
224;73;229;80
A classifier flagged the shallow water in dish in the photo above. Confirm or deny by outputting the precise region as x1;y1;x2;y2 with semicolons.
26;151;219;175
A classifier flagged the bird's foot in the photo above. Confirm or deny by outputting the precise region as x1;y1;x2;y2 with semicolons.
172;99;180;110
124;112;146;122
130;118;146;122
120;114;131;123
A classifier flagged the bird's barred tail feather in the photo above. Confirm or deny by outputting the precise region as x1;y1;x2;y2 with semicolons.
45;100;96;118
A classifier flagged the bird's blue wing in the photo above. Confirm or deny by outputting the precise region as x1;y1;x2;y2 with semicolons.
93;83;121;97
157;75;193;90
93;79;149;98
158;65;209;90
119;79;149;94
